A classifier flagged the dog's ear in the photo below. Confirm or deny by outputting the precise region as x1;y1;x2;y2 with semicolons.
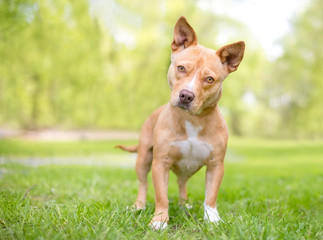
216;41;245;73
171;16;197;52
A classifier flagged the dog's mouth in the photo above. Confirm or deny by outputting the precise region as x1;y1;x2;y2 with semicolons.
176;102;192;112
177;103;189;110
175;100;203;115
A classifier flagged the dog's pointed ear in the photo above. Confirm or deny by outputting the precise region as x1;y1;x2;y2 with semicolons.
171;16;197;52
216;41;245;73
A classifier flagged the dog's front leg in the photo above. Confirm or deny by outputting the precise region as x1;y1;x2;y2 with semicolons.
149;159;170;230
204;161;224;224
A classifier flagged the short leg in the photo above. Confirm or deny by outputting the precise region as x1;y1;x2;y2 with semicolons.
178;176;188;204
204;162;224;223
134;148;152;210
178;176;193;209
150;160;169;230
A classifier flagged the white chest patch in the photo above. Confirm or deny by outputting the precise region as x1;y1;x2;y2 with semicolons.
170;121;213;176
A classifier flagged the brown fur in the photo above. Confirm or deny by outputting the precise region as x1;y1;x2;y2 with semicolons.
117;16;245;229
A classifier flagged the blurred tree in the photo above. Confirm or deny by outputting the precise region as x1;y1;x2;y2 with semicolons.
264;0;323;138
0;0;267;133
0;0;104;129
4;0;319;139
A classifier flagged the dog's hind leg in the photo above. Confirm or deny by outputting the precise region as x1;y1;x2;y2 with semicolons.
178;176;193;209
134;146;153;210
178;176;189;204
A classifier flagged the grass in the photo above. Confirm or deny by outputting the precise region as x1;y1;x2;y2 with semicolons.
0;138;322;239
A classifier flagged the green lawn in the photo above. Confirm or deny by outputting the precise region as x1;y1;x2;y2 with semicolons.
0;138;322;239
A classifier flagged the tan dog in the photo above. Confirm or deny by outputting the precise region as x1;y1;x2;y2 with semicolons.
117;16;245;230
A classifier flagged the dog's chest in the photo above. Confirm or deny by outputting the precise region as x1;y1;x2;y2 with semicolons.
170;121;213;176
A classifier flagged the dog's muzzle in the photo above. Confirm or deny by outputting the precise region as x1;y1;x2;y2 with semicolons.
178;89;195;110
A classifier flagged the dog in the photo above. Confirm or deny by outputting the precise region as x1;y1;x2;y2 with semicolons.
117;16;245;230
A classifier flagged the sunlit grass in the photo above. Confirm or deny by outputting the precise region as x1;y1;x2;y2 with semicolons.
0;138;322;239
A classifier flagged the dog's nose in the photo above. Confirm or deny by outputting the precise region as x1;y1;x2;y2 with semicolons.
179;89;195;104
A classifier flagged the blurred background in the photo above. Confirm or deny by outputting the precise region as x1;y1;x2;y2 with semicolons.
0;0;322;139
1;2;322;238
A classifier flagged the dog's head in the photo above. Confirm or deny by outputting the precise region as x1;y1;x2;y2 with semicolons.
168;16;245;115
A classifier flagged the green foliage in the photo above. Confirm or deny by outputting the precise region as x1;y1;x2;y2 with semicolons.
0;0;104;129
0;139;322;239
0;0;265;132
262;0;323;138
0;0;322;138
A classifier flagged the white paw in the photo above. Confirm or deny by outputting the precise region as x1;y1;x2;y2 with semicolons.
185;203;193;209
204;202;222;224
126;205;146;212
134;205;146;211
149;221;168;230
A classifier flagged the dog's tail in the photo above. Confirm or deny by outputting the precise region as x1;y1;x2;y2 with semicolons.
115;145;138;153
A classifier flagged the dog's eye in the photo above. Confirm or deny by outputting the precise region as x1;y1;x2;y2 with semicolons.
206;76;214;83
177;66;185;72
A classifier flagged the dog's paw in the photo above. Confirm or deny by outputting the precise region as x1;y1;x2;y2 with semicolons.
179;201;193;209
185;203;193;209
133;202;146;211
149;221;168;230
126;205;145;212
204;203;222;224
134;205;146;211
